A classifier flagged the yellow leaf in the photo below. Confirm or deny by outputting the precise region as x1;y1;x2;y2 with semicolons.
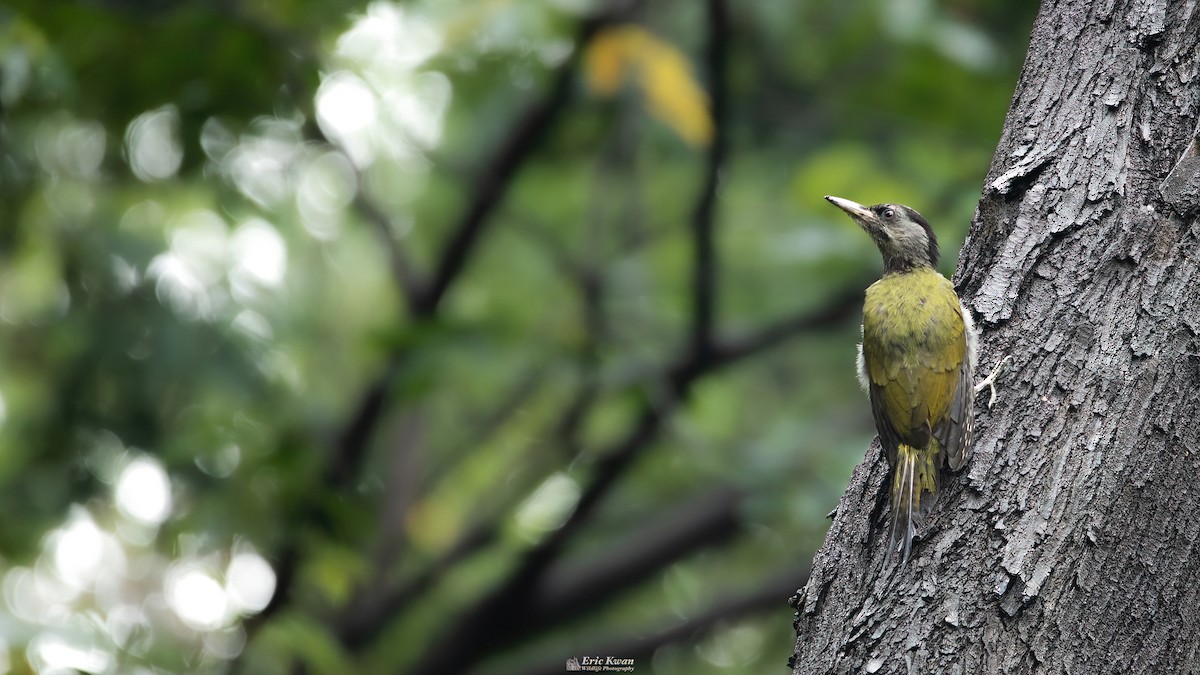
585;26;637;96
639;40;714;146
585;25;713;147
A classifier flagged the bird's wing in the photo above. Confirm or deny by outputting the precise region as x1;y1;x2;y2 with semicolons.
866;372;904;467
934;302;976;471
865;283;966;467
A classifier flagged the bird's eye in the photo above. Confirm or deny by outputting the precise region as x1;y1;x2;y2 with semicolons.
883;208;895;219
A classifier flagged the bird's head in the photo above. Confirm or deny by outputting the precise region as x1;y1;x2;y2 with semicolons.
824;195;939;273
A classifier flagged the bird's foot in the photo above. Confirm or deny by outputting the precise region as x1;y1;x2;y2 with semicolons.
973;355;1012;409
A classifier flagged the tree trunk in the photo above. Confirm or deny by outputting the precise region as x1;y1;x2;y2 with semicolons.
790;1;1200;672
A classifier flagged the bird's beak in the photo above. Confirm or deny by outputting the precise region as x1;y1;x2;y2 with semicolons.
824;195;874;222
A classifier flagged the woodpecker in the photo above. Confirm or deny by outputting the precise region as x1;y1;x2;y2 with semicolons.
825;195;984;564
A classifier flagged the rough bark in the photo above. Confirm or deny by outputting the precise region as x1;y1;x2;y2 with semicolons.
791;1;1200;673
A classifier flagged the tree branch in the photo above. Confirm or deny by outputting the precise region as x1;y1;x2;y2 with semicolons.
334;520;498;647
231;8;643;666
322;0;642;500
331;361;550;641
402;8;872;664
237;269;862;675
498;0;738;595
704;281;868;371
337;487;743;650
208;0;428;311
524;486;743;629
508;567;810;675
368;409;426;578
410;4;635;317
351;191;425;312
689;0;730;356
430;362;552;486
407;277;860;672
325;358;402;487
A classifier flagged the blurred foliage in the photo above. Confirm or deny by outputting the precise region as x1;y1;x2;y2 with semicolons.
586;24;714;145
0;0;1036;673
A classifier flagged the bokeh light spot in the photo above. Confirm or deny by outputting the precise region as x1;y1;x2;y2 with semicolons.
166;566;228;631
125;106;183;182
225;552;276;614
52;511;106;589
115;456;172;526
317;71;379;167
195;443;242;479
297;151;357;240
28;632;112;675
382;71;451;149
514;472;580;541
336;2;441;72
230;219;287;289
148;209;230;320
224;119;303;208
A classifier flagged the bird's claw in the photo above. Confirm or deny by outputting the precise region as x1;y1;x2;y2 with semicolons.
973;355;1012;409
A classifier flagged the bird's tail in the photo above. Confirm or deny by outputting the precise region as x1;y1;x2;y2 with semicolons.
889;443;940;564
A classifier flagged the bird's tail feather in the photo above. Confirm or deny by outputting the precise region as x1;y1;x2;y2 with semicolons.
888;443;939;564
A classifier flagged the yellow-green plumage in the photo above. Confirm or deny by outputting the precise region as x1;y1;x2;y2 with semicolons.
863;269;965;448
863;268;971;562
825;195;975;564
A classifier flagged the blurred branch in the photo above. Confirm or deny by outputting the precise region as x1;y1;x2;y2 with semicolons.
219;0;427;309
355;280;867;646
243;277;862;673
409;7;738;671
75;0;189;15
689;0;730;356
523;486;743;629
554;262;606;454
504;278;865;616
369;409;426;577
230;6;643;670
702;283;867;371
335;362;549;637
325;0;642;493
352;191;426;312
334;220;614;645
326;358;403;488
551;77;649;455
338;486;743;650
428;363;552;487
407;403;665;672
507;566;810;675
335;242;611;648
410;3;636;318
334;520;498;647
